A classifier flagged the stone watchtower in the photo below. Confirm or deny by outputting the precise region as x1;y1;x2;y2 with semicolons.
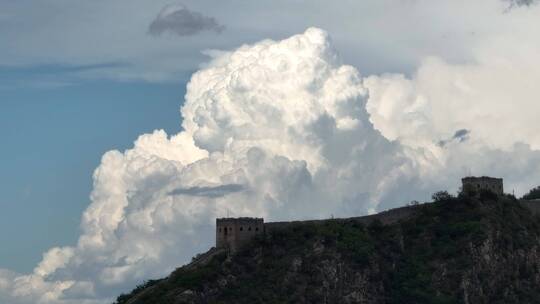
462;176;504;197
216;217;264;252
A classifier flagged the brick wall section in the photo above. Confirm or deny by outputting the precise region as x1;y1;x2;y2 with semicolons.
264;205;418;234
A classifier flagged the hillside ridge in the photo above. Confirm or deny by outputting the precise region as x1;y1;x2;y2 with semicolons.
115;193;540;304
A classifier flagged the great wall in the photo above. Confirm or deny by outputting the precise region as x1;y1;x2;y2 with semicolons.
214;176;539;254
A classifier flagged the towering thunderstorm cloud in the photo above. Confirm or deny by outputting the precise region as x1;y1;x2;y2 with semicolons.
2;25;540;303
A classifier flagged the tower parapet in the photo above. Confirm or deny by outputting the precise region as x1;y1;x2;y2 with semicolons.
462;176;503;197
216;217;264;252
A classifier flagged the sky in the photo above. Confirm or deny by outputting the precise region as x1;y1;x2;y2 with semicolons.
1;0;540;303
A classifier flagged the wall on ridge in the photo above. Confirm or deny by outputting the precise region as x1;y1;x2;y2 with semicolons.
264;200;540;235
264;205;418;233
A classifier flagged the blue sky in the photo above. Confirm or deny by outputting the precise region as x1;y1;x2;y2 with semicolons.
0;77;185;272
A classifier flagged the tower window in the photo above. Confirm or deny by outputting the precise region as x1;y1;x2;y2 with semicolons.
240;227;243;231
255;227;259;231
248;227;252;231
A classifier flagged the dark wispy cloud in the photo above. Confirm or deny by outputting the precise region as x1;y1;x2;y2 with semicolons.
438;129;471;147
169;184;244;198
514;0;536;5
148;4;224;37
505;0;537;8
452;129;470;142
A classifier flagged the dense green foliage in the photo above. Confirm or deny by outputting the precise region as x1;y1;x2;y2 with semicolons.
431;190;454;202
522;185;540;200
115;194;540;304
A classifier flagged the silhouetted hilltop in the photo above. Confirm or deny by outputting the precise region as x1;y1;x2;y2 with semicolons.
114;193;540;304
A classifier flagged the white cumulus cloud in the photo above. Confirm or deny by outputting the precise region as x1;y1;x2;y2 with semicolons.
363;3;540;196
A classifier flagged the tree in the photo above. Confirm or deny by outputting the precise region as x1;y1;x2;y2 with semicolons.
522;186;540;200
408;200;420;206
432;191;453;202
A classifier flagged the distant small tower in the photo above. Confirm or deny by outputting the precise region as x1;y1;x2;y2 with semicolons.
216;217;264;253
461;176;504;197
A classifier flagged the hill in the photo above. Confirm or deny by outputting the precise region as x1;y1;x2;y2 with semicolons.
114;193;540;304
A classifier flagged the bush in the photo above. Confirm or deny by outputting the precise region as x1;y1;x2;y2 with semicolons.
522;186;540;200
431;191;454;202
